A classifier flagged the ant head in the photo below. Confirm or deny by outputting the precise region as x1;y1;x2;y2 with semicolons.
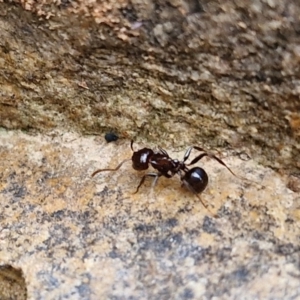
132;148;154;171
182;167;208;194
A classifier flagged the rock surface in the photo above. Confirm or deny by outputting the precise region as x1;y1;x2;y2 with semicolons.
0;1;300;173
0;129;299;299
0;0;300;299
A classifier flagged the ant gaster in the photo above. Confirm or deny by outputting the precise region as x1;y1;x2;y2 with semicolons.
92;141;237;216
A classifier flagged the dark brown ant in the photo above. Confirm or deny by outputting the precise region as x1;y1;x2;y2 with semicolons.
91;141;237;216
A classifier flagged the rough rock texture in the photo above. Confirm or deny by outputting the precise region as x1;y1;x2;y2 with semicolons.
0;1;300;173
0;0;300;299
0;130;299;299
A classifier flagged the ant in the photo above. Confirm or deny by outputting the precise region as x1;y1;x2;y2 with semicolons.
91;140;238;216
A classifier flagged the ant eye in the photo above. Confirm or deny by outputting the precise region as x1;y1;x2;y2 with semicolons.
182;167;208;194
132;148;154;171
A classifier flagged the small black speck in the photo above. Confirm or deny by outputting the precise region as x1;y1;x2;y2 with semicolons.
170;232;182;244
160;233;183;251
94;186;109;198
276;243;297;255
9;171;16;180
182;287;194;299
285;218;294;224
186;274;198;282
202;216;217;234
216;247;232;262
51;210;65;221
120;4;138;22
157;287;171;299
109;250;119;259
105;133;119;143
128;296;138;300
230;266;249;282
58;0;73;9
252;231;266;241
13;186;27;198
134;223;155;232
187;0;203;14
76;283;91;297
178;205;193;213
165;218;178;228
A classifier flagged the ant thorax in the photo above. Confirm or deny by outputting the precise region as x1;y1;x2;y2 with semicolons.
150;155;181;176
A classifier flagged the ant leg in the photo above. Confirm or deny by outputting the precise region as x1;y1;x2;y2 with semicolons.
188;147;264;187
91;158;131;177
182;146;193;162
134;173;161;194
130;140;135;151
187;150;237;177
194;193;218;218
177;169;217;217
179;170;217;217
158;147;169;157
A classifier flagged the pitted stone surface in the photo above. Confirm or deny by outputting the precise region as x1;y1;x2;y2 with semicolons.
0;130;299;299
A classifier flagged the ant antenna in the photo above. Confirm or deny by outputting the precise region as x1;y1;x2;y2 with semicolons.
91;159;131;177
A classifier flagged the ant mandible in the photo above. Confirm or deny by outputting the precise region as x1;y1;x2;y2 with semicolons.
91;140;237;216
